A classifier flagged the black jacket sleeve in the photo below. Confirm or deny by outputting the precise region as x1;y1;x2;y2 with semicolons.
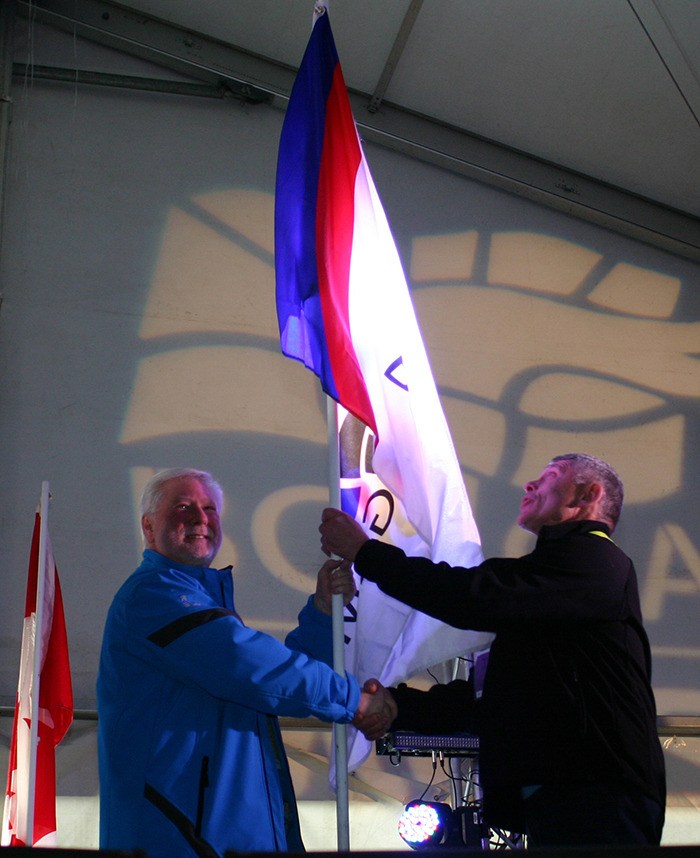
391;679;477;735
354;529;631;631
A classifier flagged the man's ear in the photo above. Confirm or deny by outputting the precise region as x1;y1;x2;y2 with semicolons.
578;481;604;510
141;514;154;547
587;482;604;502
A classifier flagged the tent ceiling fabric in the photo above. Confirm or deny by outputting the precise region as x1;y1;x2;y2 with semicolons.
15;0;700;255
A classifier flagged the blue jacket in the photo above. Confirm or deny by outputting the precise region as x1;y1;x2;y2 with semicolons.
97;550;360;857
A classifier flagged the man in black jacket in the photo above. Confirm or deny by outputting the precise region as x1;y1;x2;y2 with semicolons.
321;453;666;847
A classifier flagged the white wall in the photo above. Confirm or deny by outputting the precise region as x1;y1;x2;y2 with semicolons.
1;14;699;848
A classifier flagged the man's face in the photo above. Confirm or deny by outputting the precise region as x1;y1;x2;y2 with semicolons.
142;476;223;567
517;460;583;534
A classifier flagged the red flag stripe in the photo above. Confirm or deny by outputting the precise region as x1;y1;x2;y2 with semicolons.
2;507;73;847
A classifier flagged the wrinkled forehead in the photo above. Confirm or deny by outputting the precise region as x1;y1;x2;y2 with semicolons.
543;460;574;479
161;477;219;507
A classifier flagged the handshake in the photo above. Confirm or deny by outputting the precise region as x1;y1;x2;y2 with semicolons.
352;678;398;741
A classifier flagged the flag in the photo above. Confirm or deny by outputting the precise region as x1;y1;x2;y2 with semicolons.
275;4;492;770
2;497;73;847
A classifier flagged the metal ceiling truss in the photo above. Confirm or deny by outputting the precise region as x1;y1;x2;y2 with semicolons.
11;0;700;262
0;0;18;255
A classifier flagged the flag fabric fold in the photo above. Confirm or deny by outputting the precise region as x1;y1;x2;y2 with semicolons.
2;502;73;847
275;5;492;772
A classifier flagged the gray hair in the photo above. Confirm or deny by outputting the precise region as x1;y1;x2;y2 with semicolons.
139;468;224;519
550;453;624;530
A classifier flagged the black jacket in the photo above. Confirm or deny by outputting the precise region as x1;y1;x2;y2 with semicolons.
354;520;666;832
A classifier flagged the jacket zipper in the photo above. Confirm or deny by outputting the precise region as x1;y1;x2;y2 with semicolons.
195;755;210;838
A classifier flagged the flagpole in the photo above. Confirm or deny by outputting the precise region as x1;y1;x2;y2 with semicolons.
26;481;50;844
310;15;348;847
327;397;350;851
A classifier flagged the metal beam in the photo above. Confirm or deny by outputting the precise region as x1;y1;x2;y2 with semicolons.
0;0;17;263
368;0;424;114
16;0;700;262
2;707;698;737
11;63;271;101
16;0;286;100
628;0;700;132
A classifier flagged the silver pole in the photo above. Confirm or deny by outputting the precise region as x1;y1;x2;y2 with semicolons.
326;396;350;851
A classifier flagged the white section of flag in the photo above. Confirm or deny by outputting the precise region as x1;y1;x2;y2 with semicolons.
338;146;493;773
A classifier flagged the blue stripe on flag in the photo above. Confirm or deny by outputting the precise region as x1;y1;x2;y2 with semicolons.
275;13;341;402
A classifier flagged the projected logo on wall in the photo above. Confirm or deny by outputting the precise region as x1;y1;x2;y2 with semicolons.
120;188;700;704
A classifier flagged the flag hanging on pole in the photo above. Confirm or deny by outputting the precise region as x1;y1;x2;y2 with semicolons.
2;485;73;847
275;3;492;772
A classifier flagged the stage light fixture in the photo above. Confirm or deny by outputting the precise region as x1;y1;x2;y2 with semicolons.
397;799;453;849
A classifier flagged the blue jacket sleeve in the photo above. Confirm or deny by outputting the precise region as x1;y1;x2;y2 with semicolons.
284;595;335;666
114;569;360;723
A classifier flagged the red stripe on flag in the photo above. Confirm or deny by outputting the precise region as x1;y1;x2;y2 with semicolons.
2;509;73;847
316;63;375;433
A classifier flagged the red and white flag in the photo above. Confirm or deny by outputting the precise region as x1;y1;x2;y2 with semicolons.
2;485;73;847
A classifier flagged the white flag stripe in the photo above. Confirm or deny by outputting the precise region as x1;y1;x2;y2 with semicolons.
338;150;492;772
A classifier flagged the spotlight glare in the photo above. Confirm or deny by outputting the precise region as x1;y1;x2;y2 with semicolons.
398;800;452;849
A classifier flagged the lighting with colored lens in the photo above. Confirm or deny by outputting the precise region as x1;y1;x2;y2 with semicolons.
398;800;453;849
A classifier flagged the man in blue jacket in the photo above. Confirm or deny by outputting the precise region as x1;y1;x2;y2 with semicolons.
319;453;666;848
98;467;384;857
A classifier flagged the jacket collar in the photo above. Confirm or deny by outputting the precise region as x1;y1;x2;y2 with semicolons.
142;548;226;575
537;519;612;543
